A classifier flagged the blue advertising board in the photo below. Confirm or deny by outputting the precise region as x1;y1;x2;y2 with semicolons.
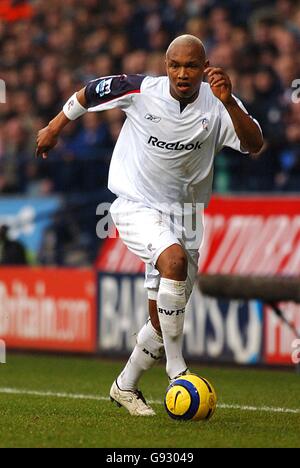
97;272;263;365
0;196;61;260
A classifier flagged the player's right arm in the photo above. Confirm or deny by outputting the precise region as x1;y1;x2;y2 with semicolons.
36;75;145;159
36;88;87;159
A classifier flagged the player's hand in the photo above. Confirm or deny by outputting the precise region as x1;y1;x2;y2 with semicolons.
35;125;58;159
204;67;233;104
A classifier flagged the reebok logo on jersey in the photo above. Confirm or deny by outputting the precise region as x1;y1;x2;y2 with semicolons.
148;136;202;151
144;113;161;123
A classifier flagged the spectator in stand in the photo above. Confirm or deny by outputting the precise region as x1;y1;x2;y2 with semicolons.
0;0;299;197
275;101;300;191
0;224;27;265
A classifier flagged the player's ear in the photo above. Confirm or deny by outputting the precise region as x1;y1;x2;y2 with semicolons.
165;58;170;76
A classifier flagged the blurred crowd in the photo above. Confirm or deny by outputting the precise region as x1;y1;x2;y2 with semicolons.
1;0;300;197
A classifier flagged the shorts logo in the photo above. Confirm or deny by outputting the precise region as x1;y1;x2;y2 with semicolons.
145;114;161;123
96;78;113;97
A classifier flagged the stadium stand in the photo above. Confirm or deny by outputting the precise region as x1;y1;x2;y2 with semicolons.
0;0;300;265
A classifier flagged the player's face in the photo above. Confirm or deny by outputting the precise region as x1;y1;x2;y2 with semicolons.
166;44;208;102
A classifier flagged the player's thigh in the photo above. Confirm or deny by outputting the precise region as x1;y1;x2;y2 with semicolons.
156;243;188;280
110;197;180;265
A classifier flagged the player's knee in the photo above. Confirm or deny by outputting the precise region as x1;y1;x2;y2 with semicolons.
163;256;187;280
157;247;188;280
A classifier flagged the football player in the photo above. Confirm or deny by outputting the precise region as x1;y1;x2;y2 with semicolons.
36;34;263;416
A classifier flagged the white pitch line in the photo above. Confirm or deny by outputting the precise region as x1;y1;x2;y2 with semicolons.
217;403;300;414
0;387;108;402
0;387;299;415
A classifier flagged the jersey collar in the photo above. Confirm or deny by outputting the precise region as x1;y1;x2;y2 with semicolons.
164;77;202;112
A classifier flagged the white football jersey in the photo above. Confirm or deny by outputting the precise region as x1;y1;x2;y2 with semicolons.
85;74;260;212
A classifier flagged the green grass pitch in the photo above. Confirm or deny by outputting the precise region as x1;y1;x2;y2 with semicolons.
0;353;299;448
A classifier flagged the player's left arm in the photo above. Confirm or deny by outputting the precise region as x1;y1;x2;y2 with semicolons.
205;67;264;155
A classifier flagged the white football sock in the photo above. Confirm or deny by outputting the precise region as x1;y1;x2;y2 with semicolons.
157;277;188;380
117;319;164;391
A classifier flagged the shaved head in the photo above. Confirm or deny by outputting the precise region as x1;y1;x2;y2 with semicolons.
165;34;208;103
166;35;206;63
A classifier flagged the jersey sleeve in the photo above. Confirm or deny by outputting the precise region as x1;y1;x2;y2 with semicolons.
85;74;146;112
217;95;262;154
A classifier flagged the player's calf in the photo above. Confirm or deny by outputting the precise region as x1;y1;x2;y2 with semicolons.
117;319;164;391
157;277;188;380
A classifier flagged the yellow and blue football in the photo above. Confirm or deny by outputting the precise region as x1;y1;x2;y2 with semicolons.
164;374;217;421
